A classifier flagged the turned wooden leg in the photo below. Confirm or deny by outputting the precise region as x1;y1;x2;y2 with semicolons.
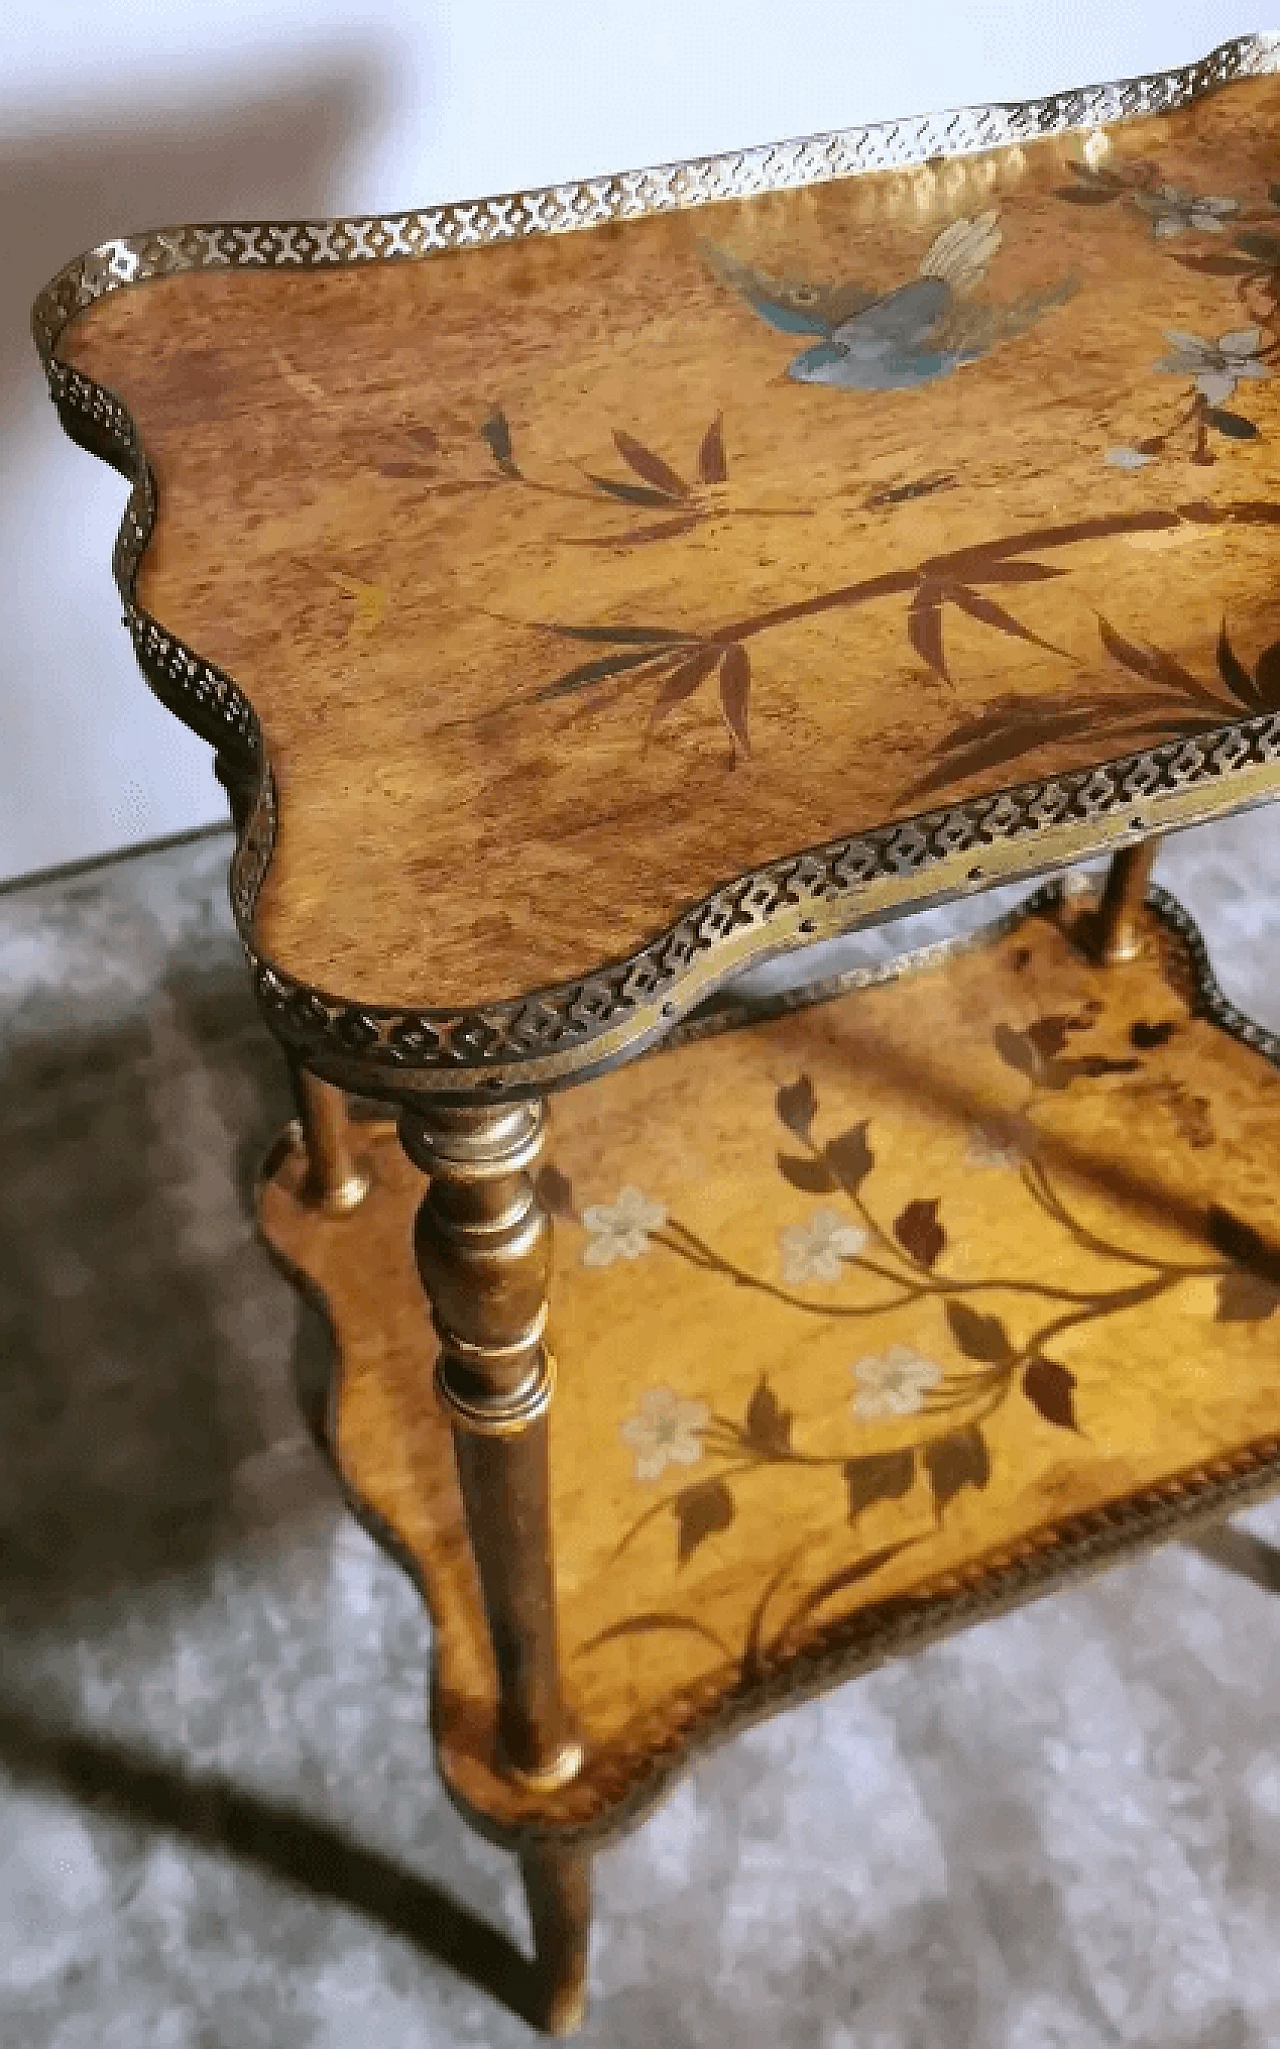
288;1059;371;1214
399;1100;581;1789
1095;838;1160;965
520;1842;592;2037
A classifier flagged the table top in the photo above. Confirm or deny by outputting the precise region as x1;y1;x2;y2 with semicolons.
33;34;1280;1095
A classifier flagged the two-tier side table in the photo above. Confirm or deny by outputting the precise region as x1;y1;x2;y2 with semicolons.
32;34;1280;2033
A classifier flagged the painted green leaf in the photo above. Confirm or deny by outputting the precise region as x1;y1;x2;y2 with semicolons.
894;1198;945;1270
844;1448;916;1520
924;1425;990;1519
479;406;518;473
1022;1356;1078;1431
945;1301;1013;1363
776;1075;817;1141
825;1121;875;1193
777;1151;837;1194
674;1478;735;1565
1205;407;1259;440
744;1378;793;1456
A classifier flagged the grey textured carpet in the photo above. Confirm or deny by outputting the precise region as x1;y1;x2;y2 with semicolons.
4;815;1280;2048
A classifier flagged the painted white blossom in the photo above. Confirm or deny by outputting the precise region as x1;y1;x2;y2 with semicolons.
1154;326;1271;407
851;1345;944;1420
779;1206;867;1285
581;1186;666;1266
966;1114;1038;1171
619;1385;709;1481
1134;184;1239;237
1104;444;1156;470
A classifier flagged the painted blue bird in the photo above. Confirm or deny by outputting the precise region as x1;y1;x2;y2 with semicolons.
703;213;1077;391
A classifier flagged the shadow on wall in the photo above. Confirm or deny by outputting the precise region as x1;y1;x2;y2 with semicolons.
2;47;400;877
6;48;396;435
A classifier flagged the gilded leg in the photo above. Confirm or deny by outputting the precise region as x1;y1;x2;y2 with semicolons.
399;1100;580;1788
289;1061;371;1214
1095;837;1160;965
519;1841;592;2036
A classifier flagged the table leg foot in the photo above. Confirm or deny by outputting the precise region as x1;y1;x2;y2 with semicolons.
289;1063;371;1214
520;1842;592;2037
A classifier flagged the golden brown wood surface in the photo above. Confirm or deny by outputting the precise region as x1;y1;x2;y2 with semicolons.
53;72;1280;1016
258;888;1280;1843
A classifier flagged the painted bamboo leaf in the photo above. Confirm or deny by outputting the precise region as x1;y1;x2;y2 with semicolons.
549;622;698;646
744;1378;793;1456
698;414;728;484
1207;1204;1280;1282
908;593;949;680
1216;621;1262;710
894;1198;945;1270
960;560;1065;585
776;1075;818;1141
946;584;1070;660
534;1164;578;1221
649;646;722;727
945;1301;1013;1363
777;1151;838;1194
1171;252;1259;276
1256;640;1280;710
1097;616;1223;707
564;515;700;545
924;1425;991;1519
844;1447;915;1520
612;430;690;499
586;473;682;508
719;645;752;757
535;646;669;700
825;1121;875;1193
1022;1355;1078;1431
674;1478;735;1565
1237;228;1280;261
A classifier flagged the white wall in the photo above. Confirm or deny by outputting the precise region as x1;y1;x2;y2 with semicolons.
2;1;1265;881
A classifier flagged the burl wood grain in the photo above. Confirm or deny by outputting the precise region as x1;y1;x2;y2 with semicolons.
258;893;1280;1841
60;75;1280;1012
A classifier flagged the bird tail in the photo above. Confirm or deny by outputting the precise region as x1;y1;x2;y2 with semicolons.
918;211;1002;295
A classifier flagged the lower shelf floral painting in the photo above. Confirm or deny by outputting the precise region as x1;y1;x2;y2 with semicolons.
533;965;1280;1686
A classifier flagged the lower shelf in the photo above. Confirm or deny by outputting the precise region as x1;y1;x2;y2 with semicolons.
258;885;1280;1846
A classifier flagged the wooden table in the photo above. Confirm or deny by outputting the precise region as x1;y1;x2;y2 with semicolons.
33;32;1280;2033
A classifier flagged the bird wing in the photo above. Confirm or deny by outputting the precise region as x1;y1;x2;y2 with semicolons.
929;274;1080;356
700;240;880;336
917;212;1002;297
